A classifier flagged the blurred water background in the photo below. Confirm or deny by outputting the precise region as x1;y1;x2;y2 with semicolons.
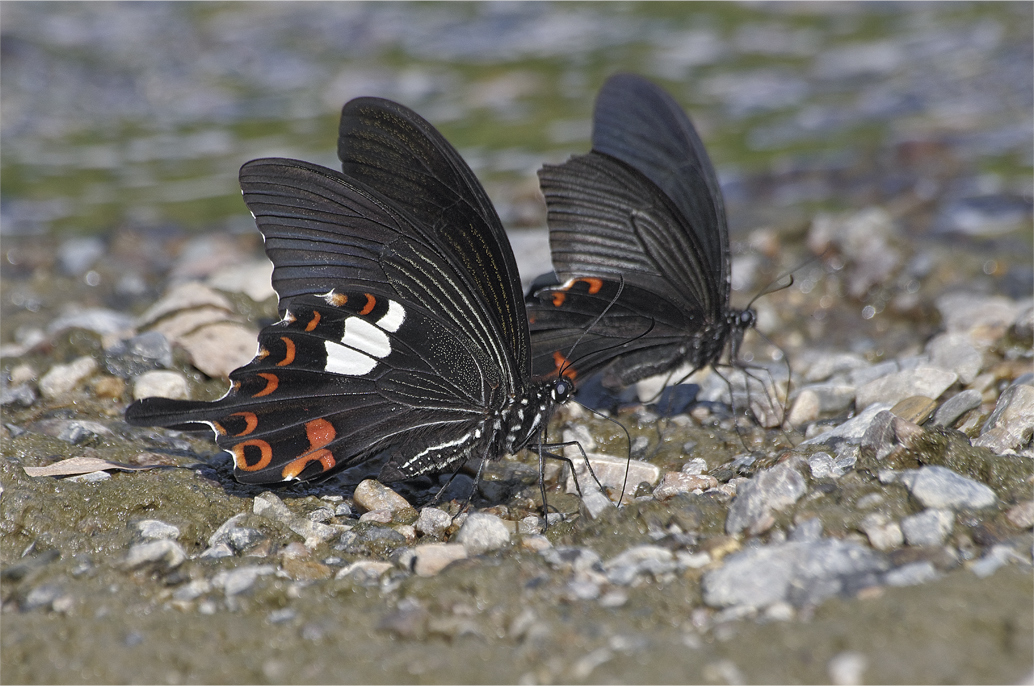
2;2;1030;240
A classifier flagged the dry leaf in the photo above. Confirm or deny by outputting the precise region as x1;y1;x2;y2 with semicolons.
23;456;163;478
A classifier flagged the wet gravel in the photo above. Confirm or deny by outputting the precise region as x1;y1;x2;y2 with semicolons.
2;3;1033;685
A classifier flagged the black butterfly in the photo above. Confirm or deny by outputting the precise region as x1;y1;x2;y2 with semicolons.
126;97;572;492
526;73;758;401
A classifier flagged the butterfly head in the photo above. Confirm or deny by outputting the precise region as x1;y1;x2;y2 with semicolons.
550;376;575;404
734;308;756;332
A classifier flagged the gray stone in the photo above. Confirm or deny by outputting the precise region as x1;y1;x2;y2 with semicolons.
883;561;940;587
931;390;982;427
352;479;411;515
796;384;856;414
726;462;807;535
901;508;954;546
936;292;1026;339
925;333;983;384
227;527;265;553
849;360;899;388
212;565;276;595
452;512;511;555
564;453;660;502
206;258;275;302
1;383;36;407
603;545;676;586
409;543;467;577
22;583;69;612
898;466;997;510
579;488;616;520
653;472;718;500
30;418;112;444
39;356;98;399
802;403;892;446
105;331;173;377
1006;501;1034;529
132;370;189;401
335;560;393;581
177;322;259;379
702;539;888;610
48;308;135;337
137;281;235;328
828;651;868;686
859;513;903;551
970;544;1026;579
800;351;869;384
136;519;180;540
541;547;603;576
123;539;187;570
808;451;856;480
207;513;248;547
855;367;957;410
787;389;820;426
415;507;452;538
974;384;1034;454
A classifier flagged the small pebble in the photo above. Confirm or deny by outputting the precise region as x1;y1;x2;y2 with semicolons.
415;507;452;537
925;332;983;384
352;479;411;514
132;370;189;401
901;508;954;547
787;389;820;425
681;458;708;475
855;367;957;410
931;390;982;427
898;466;997;510
802;403;892;446
409;543;468;576
564;454;660;501
178;322;260;379
884;561;940;587
859;513;904;551
520;534;552;553
335;560;393;581
9;364;36;386
1005;501;1034;529
135;519;180;540
974;384;1034;454
653;472;718;500
39;356;98;399
212;565;276;596
123;539;187;570
828;651;868;686
452;512;511;555
91;375;125;398
889;396;937;424
725;463;806;535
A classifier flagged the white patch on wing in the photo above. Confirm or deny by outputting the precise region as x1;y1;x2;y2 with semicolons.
324;341;377;376
400;432;472;470
343;317;391;359
377;300;406;333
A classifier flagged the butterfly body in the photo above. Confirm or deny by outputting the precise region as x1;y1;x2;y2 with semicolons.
126;98;571;489
527;74;756;392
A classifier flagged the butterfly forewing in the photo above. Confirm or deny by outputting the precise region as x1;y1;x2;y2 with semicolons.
592;73;730;300
338;97;530;380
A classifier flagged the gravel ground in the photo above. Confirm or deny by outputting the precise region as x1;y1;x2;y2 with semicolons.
2;3;1032;684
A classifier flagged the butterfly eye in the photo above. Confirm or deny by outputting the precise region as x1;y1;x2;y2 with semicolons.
740;309;757;328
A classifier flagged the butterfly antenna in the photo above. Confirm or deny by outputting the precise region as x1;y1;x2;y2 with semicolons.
556;275;628;377
746;247;830;309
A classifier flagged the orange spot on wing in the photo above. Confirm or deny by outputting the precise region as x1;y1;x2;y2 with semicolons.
552;292;567;307
212;421;227;436
277;337;296;366
359;293;377;315
305;418;336;450
233;439;273;471
253;373;279;397
281;449;336;480
227;411;258;436
305;311;321;332
328;292;349;307
257;347;270;360
552;351;578;380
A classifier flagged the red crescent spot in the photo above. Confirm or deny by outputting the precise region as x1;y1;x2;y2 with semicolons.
305;311;321;332
257;347;270;360
359;293;377;315
253;373;278;397
227;411;258;436
233;439;273;471
552;351;577;380
305;418;336;450
281;449;336;480
578;277;604;294
277;337;296;366
552;292;567;307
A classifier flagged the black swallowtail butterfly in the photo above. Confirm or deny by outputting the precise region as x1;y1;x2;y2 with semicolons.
126;97;573;491
526;73;757;399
